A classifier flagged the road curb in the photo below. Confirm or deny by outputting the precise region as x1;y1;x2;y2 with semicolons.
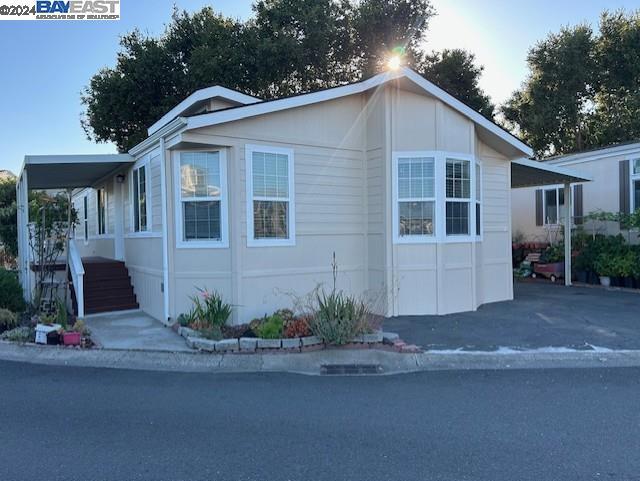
2;341;640;375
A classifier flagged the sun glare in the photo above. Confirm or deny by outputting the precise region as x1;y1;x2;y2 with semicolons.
387;55;402;71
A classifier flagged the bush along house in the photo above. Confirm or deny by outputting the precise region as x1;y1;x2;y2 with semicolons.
16;67;590;324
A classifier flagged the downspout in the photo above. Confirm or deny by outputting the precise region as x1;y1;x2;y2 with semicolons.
159;137;170;323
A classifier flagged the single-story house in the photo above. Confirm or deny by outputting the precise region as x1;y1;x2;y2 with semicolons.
16;67;590;324
511;141;640;243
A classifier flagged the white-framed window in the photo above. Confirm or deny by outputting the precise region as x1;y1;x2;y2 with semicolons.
392;151;478;243
97;188;107;236
83;194;88;244
475;161;482;237
632;158;640;212
445;157;472;236
245;144;295;247
543;186;565;225
174;150;228;248
131;157;151;233
393;154;436;242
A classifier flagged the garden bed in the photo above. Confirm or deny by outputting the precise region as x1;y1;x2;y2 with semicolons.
176;326;421;354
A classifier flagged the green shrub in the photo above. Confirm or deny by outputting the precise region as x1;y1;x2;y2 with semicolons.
0;326;33;343
0;308;18;332
256;314;284;339
309;290;370;345
0;269;25;312
200;326;223;341
54;298;68;329
190;288;232;330
594;253;618;277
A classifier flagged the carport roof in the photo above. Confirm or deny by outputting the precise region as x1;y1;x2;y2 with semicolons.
511;158;592;188
21;154;134;189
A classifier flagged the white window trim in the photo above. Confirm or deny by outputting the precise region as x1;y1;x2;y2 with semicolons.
245;144;296;247
95;187;108;237
445;154;475;240
173;149;229;249
392;151;439;244
631;158;640;213
541;184;567;226
392;151;478;244
130;153;153;234
475;160;483;240
82;194;89;245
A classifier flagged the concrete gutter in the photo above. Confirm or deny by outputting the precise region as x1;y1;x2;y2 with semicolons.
3;341;640;375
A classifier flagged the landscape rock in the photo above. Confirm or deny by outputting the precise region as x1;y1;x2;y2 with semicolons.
257;338;281;349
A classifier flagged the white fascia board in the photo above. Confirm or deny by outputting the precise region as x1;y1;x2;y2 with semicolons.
186;70;405;131
513;157;593;182
184;67;533;158
148;86;262;136
129;117;188;157
545;142;640;167
23;153;133;165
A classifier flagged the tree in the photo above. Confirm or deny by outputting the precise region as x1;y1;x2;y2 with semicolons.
419;49;495;119
82;0;495;152
502;10;640;157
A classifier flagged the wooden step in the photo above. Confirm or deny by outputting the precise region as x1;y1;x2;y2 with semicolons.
70;258;139;316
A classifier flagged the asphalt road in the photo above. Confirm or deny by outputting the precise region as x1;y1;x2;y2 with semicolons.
1;361;639;481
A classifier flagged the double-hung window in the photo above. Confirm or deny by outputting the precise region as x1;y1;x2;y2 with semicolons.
393;151;479;243
97;188;107;236
445;158;471;236
131;162;150;232
632;159;640;212
176;151;228;247
246;145;295;246
395;155;436;240
475;162;482;237
543;186;565;225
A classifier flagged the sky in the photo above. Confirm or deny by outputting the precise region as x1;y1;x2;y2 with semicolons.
1;0;638;176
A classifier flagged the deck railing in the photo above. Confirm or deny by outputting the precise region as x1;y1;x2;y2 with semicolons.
68;239;85;318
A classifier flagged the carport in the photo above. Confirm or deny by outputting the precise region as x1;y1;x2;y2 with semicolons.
511;158;592;286
16;154;134;314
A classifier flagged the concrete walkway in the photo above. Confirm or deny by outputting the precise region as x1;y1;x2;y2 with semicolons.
85;310;191;352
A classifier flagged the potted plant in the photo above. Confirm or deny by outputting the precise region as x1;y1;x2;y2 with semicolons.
62;319;86;346
594;254;617;287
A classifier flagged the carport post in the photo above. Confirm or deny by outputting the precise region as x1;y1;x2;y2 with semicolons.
564;183;572;287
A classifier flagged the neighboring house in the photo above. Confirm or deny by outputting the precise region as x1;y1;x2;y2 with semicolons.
512;141;640;243
17;67;587;324
0;170;16;182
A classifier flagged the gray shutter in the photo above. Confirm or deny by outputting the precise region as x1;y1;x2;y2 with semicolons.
573;184;583;225
535;189;543;226
620;160;630;214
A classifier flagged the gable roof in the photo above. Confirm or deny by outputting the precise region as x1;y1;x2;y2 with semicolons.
545;140;640;166
182;67;533;158
148;86;261;136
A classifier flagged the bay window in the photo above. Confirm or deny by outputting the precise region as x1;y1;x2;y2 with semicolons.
175;151;228;248
246;145;295;246
445;158;471;236
396;156;435;238
393;151;479;243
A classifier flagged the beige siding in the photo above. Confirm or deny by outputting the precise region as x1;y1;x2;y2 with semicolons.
511;151;633;242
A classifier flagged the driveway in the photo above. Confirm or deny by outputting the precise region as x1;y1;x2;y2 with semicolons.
85;310;191;352
385;281;640;351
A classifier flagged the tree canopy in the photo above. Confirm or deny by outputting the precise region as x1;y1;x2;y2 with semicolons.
502;10;640;157
82;0;495;152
